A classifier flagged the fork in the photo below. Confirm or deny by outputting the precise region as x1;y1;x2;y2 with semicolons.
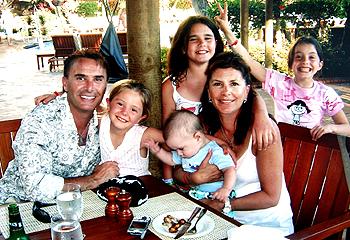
187;208;207;234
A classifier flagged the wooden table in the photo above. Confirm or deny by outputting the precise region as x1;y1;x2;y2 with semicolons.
0;176;240;240
36;53;55;70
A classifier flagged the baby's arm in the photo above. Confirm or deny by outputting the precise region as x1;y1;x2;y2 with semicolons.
212;166;236;202
144;138;175;166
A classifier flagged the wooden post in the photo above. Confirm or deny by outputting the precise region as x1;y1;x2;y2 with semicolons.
126;0;162;176
265;0;273;68
240;0;249;49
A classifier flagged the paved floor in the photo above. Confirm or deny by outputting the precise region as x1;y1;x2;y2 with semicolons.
0;40;349;123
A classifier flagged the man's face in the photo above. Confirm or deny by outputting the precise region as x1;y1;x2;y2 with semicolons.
62;58;107;115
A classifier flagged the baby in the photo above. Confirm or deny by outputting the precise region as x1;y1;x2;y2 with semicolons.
147;110;236;202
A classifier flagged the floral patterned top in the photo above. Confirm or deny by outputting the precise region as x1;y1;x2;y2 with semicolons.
0;94;101;203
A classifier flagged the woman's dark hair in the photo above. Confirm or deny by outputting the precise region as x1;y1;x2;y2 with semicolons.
167;16;224;86
64;49;109;79
200;51;256;145
287;36;324;69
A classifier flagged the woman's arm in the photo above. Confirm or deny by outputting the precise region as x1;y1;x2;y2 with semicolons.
204;124;283;211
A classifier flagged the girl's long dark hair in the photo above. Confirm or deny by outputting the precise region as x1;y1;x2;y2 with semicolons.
167;16;224;85
200;52;256;145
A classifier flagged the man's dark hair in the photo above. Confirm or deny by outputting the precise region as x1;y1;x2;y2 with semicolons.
63;49;109;79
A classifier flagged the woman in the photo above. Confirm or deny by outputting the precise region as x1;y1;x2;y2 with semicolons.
175;51;294;235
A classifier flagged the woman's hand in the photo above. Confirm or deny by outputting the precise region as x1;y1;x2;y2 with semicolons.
201;198;225;211
173;149;223;185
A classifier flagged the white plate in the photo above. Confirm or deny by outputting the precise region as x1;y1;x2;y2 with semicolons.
152;210;214;239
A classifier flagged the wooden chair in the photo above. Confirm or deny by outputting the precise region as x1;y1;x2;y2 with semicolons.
278;122;350;239
80;33;103;52
117;31;127;54
49;35;77;71
0;119;21;178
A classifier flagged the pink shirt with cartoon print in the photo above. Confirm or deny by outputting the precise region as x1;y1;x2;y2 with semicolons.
263;69;344;129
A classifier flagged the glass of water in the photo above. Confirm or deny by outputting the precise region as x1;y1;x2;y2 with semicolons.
57;183;83;220
50;215;84;240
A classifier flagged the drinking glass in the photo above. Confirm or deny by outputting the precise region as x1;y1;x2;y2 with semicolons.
56;183;83;220
50;215;84;240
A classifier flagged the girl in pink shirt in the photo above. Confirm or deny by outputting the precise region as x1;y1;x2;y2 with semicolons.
215;2;350;140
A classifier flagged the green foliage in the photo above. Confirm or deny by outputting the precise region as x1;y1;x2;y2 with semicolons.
38;15;45;25
205;0;265;35
76;1;98;17
160;47;169;80
168;0;192;9
249;39;291;75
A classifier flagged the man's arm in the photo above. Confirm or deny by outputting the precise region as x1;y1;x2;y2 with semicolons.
65;161;120;191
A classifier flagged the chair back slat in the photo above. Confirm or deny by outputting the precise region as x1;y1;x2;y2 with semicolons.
0;119;21;178
278;122;350;235
80;33;102;51
51;35;77;58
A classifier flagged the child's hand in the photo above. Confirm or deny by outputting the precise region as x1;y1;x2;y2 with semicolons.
252;114;277;150
310;124;333;141
212;187;231;202
144;139;161;154
34;92;60;105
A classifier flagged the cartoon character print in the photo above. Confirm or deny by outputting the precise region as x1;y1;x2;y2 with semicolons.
287;100;311;125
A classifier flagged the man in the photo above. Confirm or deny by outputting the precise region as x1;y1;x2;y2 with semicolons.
0;50;119;203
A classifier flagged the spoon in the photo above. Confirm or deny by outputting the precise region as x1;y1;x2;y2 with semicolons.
187;208;207;234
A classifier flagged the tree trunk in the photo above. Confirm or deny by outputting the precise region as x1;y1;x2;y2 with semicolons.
341;4;350;78
265;0;273;68
191;0;209;16
126;0;162;177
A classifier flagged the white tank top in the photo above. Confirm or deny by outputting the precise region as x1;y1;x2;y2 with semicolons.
99;115;150;177
172;83;202;115
234;137;294;236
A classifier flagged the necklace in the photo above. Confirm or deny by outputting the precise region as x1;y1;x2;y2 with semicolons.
220;126;234;148
78;123;90;146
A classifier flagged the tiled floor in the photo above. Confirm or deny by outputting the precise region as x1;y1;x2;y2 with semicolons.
0;40;349;123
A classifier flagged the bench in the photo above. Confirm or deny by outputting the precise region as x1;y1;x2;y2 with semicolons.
0;119;21;178
278;122;350;239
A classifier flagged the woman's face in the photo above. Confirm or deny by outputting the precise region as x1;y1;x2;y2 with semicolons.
208;67;250;116
186;23;216;65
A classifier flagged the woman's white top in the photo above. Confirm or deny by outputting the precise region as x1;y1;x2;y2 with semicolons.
99;115;150;177
234;138;294;236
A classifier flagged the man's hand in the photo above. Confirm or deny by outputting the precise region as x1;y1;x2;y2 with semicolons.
91;161;119;187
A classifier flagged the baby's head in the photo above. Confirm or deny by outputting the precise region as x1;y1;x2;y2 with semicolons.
108;79;152;124
163;110;207;158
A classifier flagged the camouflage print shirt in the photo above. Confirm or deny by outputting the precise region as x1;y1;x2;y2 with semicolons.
0;94;101;203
